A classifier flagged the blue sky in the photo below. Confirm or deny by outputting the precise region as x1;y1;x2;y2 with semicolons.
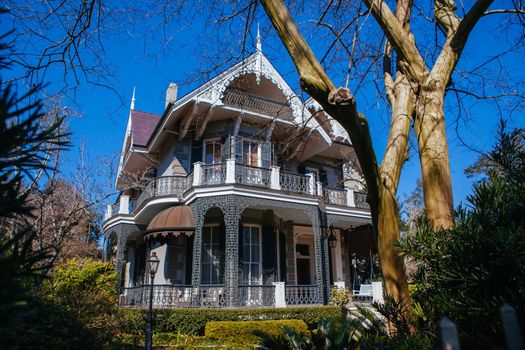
3;2;523;209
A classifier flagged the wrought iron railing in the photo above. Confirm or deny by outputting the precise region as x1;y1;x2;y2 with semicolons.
323;188;346;206
202;163;226;185
280;171;310;194
285;285;320;305
222;88;294;120
194;285;227;308
134;176;188;209
354;191;369;209
235;164;271;188
237;285;275;307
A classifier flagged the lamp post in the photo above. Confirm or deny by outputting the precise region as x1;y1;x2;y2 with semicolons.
145;252;160;350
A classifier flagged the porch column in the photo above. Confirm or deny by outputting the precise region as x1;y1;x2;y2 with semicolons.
284;220;296;284
309;209;329;304
115;230;129;295
190;213;204;304
224;209;240;307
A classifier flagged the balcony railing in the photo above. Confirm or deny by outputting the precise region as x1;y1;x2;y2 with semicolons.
235;164;271;188
202;163;226;185
354;191;369;209
107;162;370;219
222;88;294;121
134;176;188;209
280;171;310;194
323;188;346;206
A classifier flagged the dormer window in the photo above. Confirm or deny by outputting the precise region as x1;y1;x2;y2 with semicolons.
204;138;222;164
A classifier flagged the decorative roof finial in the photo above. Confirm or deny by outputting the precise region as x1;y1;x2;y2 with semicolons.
256;22;262;52
130;86;136;110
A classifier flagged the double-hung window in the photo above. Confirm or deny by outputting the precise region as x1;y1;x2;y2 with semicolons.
201;225;224;284
241;225;262;285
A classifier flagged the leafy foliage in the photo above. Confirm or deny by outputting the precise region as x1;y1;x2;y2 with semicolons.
398;121;525;349
206;319;309;346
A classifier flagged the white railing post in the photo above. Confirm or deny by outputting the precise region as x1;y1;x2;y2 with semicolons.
306;173;316;196
346;188;355;207
105;204;113;220
334;281;345;289
225;158;236;184
270;166;281;190
316;181;323;197
118;195;130;214
273;282;286;308
372;281;384;304
192;162;203;186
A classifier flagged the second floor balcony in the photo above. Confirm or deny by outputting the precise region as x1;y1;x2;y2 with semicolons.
105;161;369;220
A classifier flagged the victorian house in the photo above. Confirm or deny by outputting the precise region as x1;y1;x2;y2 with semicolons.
102;35;373;308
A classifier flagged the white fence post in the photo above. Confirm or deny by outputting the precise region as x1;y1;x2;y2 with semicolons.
500;303;524;350
118;195;130;214
225;158;236;184
346;189;355;207
306;173;316;196
192;162;203;186
273;282;286;308
440;317;461;350
372;281;384;304
270;166;281;190
316;181;323;197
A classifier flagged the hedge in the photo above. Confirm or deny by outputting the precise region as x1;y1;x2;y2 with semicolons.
205;319;309;346
114;306;339;336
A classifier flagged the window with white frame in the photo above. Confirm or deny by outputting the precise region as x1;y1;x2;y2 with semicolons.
201;225;224;284
203;138;222;164
241;225;262;285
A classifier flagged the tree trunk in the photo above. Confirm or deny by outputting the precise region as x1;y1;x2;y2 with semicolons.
414;82;454;229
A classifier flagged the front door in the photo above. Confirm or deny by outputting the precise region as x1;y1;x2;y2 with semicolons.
297;258;311;285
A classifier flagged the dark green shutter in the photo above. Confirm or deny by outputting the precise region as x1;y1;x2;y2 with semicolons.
297;164;306;175
191;140;202;169
221;136;231;161
261;141;272;168
320;169;328;186
234;136;243;164
262;211;276;283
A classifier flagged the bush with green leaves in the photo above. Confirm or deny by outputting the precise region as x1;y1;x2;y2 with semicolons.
112;305;339;337
398;121;525;349
205;319;309;346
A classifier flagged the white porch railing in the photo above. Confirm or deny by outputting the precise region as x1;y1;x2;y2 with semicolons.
285;285;320;305
323;188;347;206
237;285;275;307
222;88;294;121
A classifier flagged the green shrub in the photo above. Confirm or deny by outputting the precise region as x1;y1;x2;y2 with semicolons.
114;306;339;336
205;319;308;345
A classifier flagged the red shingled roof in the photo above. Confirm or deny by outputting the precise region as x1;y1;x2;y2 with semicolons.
131;110;161;147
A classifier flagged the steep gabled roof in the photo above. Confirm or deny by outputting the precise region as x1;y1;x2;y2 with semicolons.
131;110;161;147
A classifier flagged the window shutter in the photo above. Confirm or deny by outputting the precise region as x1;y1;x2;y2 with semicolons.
191;140;202;169
261;141;272;168
262;211;276;283
320;169;328;186
234;136;243;164
221;136;231;161
297;164;306;175
238;223;244;265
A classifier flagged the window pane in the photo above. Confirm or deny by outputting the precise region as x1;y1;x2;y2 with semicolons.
243;245;250;260
251;229;259;244
252;245;260;262
202;263;210;284
214;142;222;163
251;265;259;281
